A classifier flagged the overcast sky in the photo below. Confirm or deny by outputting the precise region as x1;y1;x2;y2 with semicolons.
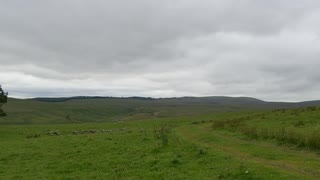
1;0;320;101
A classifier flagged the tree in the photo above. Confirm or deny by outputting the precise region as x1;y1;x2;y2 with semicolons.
0;85;8;117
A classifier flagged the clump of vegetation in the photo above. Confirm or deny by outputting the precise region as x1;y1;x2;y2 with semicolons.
26;134;41;139
171;158;180;165
191;121;199;124
191;120;208;125
198;148;208;155
153;125;171;145
293;120;305;127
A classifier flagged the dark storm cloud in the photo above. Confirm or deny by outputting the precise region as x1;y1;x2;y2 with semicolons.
0;0;320;101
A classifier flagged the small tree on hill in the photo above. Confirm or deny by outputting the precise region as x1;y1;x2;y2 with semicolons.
0;85;8;117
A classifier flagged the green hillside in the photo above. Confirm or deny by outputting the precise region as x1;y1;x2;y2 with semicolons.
2;106;320;179
2;97;320;179
2;96;320;125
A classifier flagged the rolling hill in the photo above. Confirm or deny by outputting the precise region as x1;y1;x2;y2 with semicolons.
1;96;320;125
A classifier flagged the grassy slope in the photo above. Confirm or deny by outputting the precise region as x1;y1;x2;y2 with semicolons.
2;97;320;179
2;96;320;125
0;97;258;125
2;109;320;179
212;107;320;150
176;124;320;179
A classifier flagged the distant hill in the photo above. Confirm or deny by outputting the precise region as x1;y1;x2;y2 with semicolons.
32;96;154;102
1;96;320;125
31;96;320;108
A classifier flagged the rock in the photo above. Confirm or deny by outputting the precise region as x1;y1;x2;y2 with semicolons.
49;130;60;136
72;130;80;135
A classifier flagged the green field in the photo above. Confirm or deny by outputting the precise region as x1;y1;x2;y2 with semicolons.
1;97;320;179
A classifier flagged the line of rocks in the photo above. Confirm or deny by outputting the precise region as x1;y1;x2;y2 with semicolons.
46;128;139;136
72;128;132;135
48;130;61;136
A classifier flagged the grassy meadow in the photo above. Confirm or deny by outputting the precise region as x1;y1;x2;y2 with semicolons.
1;97;320;179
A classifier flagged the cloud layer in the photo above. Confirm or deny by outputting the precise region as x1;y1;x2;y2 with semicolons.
1;0;320;101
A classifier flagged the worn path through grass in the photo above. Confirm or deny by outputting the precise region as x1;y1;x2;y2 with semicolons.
175;123;320;179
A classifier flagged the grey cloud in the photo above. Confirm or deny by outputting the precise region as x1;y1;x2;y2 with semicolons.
0;0;320;101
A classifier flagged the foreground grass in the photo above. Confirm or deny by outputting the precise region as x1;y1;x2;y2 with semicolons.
176;123;320;179
1;117;252;179
1;109;320;179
